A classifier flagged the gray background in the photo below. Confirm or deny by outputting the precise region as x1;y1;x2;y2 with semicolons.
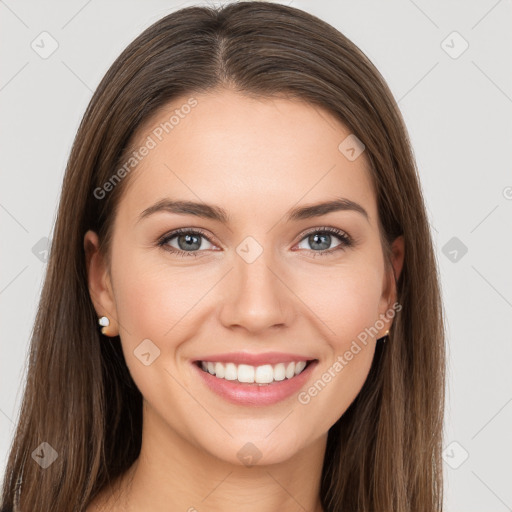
1;0;511;510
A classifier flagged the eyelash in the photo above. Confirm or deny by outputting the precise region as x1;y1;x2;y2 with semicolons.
157;226;353;258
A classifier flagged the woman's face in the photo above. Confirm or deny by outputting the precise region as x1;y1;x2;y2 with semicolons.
86;89;403;467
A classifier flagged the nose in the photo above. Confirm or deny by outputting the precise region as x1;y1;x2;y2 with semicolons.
219;249;295;334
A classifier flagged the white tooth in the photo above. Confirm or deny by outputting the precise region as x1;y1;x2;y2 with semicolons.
255;364;274;384
215;362;225;378
237;364;255;383
273;363;286;381
202;360;309;383
294;361;307;375
285;362;296;379
224;362;237;380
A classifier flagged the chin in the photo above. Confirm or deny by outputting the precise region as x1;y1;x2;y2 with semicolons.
202;431;310;468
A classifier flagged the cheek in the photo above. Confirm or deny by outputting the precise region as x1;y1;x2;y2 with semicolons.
110;251;199;408
299;261;384;346
293;263;382;417
112;248;200;340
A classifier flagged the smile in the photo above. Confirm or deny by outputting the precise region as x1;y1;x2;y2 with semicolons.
192;356;319;406
196;360;313;385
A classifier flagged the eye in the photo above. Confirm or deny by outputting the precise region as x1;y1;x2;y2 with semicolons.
157;228;216;258
157;226;353;258
295;227;353;256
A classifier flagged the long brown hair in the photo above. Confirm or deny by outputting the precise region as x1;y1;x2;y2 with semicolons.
1;2;445;510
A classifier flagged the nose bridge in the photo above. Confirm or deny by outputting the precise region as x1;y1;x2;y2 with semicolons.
219;234;293;332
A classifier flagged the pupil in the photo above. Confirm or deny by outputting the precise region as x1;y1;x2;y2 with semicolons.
179;234;200;251
310;233;330;250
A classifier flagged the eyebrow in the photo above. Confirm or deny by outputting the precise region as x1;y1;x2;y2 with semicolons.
137;197;369;224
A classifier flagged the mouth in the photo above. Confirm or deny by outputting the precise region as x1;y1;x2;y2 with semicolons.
194;359;317;386
191;355;319;406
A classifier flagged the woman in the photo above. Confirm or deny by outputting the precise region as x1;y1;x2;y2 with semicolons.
0;2;445;511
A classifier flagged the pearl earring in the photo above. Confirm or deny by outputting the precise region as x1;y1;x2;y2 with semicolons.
98;316;110;335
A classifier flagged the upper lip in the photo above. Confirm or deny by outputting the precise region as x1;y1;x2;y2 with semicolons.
194;352;317;366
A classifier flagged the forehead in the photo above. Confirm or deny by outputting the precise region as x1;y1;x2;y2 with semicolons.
117;89;376;227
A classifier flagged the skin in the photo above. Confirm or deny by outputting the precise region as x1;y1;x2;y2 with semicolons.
84;88;404;512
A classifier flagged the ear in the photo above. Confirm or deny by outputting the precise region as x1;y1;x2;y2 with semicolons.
84;230;119;337
377;235;404;335
389;235;404;287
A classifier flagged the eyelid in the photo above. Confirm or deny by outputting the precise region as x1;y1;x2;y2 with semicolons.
296;225;352;243
157;227;216;245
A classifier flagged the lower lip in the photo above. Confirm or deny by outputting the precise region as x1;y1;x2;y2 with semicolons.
192;360;318;406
